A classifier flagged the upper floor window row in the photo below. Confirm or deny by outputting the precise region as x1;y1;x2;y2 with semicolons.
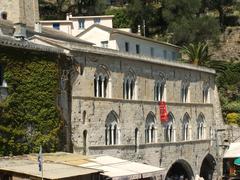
93;66;210;104
79;19;85;29
53;23;60;30
103;111;207;147
94;18;101;24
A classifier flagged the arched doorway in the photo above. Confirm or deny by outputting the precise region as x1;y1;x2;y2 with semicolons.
200;154;216;180
165;160;194;180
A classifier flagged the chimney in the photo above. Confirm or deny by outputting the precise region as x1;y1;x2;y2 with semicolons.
34;22;42;33
14;23;27;40
137;25;141;36
66;13;72;20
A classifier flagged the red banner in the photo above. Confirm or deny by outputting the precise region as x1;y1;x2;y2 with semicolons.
159;101;168;122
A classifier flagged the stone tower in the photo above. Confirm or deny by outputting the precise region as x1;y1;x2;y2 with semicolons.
0;0;39;26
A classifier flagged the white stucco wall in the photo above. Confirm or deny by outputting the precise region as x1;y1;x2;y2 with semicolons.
41;22;72;35
79;26;117;49
41;17;113;37
70;17;113;36
113;34;180;61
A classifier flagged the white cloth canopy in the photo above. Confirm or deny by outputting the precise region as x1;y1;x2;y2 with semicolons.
224;143;240;158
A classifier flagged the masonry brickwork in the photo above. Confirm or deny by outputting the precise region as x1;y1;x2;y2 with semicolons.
69;49;225;179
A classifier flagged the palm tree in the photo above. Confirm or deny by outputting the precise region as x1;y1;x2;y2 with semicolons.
182;42;227;74
182;42;211;66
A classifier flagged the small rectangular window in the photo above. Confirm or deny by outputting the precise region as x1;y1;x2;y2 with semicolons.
101;41;108;48
78;19;85;29
163;50;167;59
125;42;129;52
94;18;101;24
150;47;154;57
53;23;60;30
136;44;140;54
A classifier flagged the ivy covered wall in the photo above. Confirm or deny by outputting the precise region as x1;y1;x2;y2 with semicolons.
0;47;66;156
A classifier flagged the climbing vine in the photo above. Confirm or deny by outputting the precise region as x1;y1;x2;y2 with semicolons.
0;48;64;156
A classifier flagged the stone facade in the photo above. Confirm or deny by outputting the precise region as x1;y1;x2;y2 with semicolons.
69;48;224;179
0;0;39;26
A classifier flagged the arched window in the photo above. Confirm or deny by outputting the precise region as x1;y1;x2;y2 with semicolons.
197;113;206;140
165;112;176;142
82;111;86;124
123;69;136;100
183;113;191;141
154;72;166;101
94;65;110;98
145;112;157;143
203;81;210;103
105;111;120;145
181;76;190;103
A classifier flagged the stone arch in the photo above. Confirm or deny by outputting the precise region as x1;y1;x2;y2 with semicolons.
165;159;194;180
154;72;167;101
123;68;137;100
95;64;110;77
105;111;120;145
125;67;136;81
94;64;111;98
145;112;157;143
200;154;216;180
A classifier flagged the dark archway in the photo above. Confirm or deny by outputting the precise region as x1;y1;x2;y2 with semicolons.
200;154;216;180
83;130;87;155
165;160;194;180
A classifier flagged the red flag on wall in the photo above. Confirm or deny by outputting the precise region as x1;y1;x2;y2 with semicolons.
159;101;168;122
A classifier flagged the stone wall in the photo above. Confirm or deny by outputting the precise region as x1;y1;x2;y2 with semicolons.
69;50;221;178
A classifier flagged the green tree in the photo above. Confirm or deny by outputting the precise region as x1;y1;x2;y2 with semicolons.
182;42;211;65
105;7;130;28
161;0;221;45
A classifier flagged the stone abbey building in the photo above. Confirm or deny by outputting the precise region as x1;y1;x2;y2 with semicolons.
0;0;228;179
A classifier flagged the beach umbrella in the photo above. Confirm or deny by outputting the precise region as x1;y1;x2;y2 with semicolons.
234;158;240;166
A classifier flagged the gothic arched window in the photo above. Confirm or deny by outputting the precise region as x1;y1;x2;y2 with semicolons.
181;76;190;103
94;65;110;98
165;112;176;142
145;112;157;143
197;113;206;140
123;69;136;100
105;111;120;145
203;81;210;103
183;113;191;141
154;72;166;101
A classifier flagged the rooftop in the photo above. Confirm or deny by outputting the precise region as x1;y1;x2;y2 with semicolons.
0;155;100;180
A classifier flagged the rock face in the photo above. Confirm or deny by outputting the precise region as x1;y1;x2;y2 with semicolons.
211;26;240;61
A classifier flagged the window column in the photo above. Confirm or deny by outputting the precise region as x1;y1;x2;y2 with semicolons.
96;77;99;97
101;76;104;97
117;127;121;145
111;126;114;145
148;127;152;143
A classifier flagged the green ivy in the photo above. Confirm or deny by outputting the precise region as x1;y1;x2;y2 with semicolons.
0;50;63;156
